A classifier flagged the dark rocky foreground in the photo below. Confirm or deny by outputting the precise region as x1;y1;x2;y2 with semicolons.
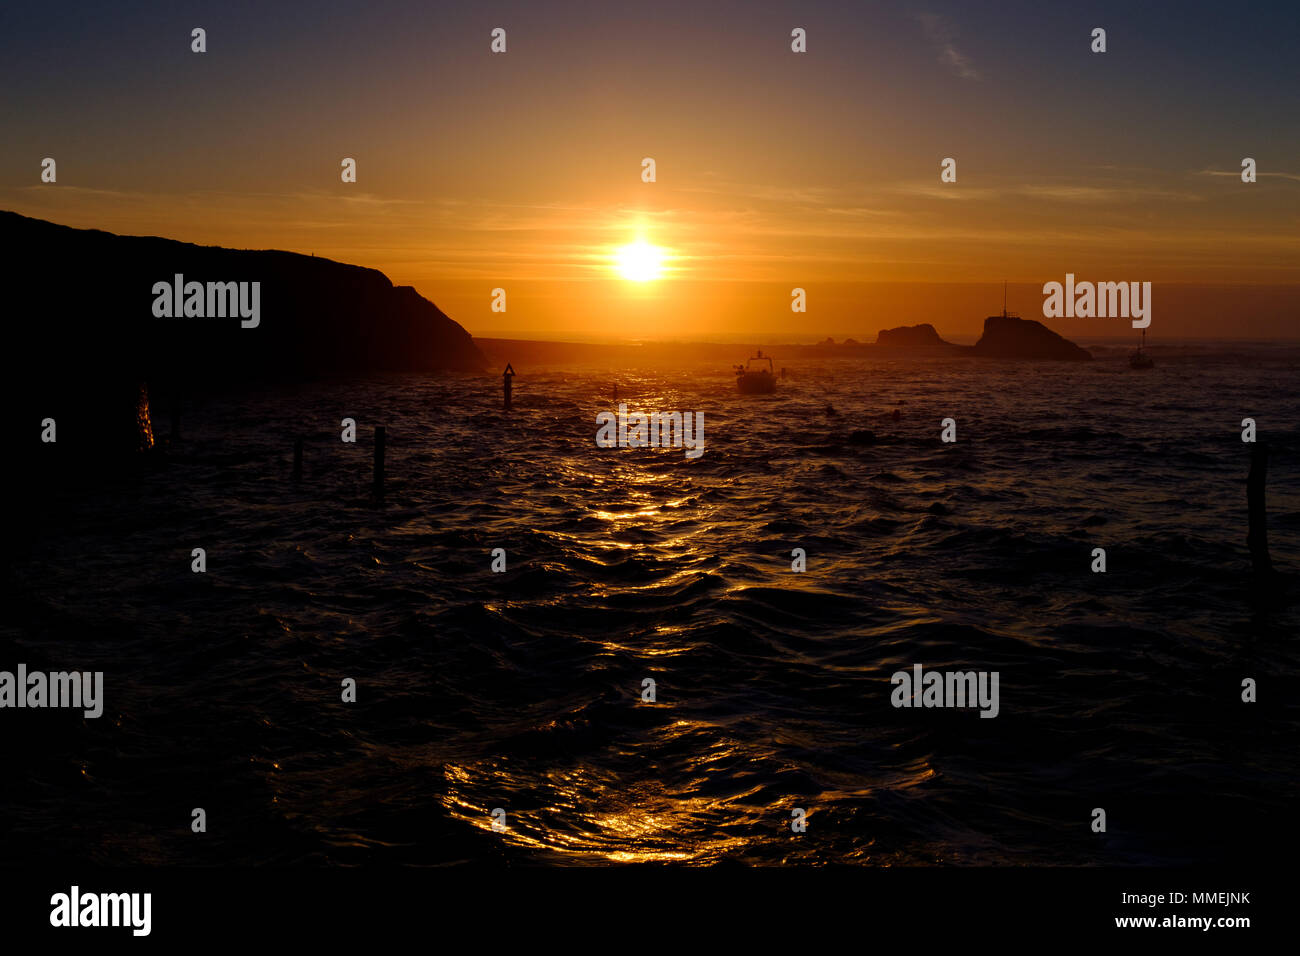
2;211;486;467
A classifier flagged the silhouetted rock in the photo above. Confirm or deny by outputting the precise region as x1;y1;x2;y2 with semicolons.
2;211;487;465
874;323;963;354
971;315;1091;361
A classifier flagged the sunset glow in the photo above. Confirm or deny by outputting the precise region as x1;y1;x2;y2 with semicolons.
1;2;1296;342
614;241;667;282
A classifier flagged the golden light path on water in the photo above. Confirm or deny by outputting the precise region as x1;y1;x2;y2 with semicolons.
447;443;772;861
442;761;758;863
429;376;941;864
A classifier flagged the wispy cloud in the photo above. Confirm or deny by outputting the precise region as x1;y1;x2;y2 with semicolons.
889;183;1002;201
915;12;981;81
1196;167;1300;182
1017;184;1206;203
887;181;1207;203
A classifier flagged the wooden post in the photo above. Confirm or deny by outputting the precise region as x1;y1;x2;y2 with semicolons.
1247;443;1271;574
503;363;515;410
373;426;386;500
292;438;303;481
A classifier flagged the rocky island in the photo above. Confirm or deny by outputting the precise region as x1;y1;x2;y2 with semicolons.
970;314;1092;361
868;316;1091;361
874;323;966;355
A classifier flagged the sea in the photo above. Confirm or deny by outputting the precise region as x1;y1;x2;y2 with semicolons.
3;344;1298;865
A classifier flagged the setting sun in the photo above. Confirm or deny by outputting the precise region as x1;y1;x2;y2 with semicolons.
614;241;666;282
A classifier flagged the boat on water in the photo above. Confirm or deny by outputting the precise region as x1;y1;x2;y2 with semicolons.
735;350;777;393
1129;328;1154;369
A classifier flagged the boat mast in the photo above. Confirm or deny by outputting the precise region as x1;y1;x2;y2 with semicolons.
1002;280;1007;317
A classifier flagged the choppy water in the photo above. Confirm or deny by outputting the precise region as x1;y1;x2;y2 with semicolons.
3;348;1299;865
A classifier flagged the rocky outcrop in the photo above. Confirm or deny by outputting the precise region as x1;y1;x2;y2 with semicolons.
874;323;963;353
971;315;1091;361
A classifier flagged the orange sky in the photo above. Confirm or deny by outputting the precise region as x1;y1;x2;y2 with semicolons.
10;172;1295;341
2;1;1297;341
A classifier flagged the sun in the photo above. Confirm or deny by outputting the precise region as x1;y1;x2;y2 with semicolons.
614;240;666;281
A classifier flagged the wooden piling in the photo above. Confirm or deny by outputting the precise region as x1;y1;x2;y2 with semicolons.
1247;442;1271;574
373;426;386;499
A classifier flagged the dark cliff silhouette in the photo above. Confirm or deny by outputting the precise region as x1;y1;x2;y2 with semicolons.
2;211;487;467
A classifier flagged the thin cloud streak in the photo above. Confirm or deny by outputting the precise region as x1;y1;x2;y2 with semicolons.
915;11;981;81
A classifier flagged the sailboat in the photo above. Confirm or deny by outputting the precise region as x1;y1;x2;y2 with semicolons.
1129;328;1154;369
